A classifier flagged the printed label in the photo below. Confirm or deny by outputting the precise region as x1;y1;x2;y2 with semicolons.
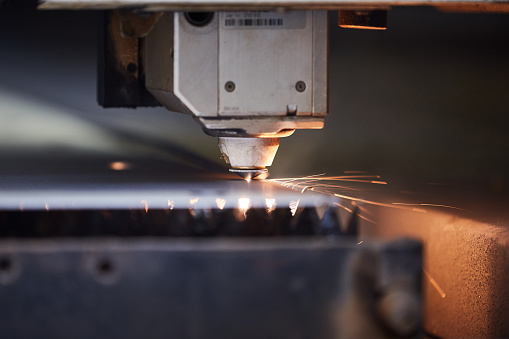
221;11;306;29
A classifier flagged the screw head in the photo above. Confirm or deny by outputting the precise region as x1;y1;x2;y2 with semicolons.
296;81;306;92
225;81;236;92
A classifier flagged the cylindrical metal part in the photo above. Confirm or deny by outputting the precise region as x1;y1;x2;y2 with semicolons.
218;137;279;169
338;10;388;30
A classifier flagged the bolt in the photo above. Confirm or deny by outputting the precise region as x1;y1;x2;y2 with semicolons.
296;81;306;92
225;81;236;92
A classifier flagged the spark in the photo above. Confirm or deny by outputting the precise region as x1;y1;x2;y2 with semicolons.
333;193;427;213
238;198;251;216
45;203;50;211
189;197;199;205
109;161;130;171
167;200;174;210
357;241;363;245
334;202;354;213
423;267;446;298
216;198;226;210
270;173;327;184
289;199;300;216
245;177;251;183
141;200;149;213
358;214;378;225
351;201;374;216
392;202;470;212
265;198;277;213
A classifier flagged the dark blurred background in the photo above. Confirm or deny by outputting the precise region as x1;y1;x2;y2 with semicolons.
0;1;508;190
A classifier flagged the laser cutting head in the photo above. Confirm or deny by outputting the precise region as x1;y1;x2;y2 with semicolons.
144;11;328;178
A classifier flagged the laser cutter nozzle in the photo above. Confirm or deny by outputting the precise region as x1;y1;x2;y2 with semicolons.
218;137;279;180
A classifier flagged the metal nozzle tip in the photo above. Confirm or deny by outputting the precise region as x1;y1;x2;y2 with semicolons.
229;168;268;180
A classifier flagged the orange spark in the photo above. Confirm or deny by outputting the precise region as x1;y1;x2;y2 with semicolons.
334;202;354;213
358;214;378;225
393;202;469;212
423;267;446;298
333;193;427;213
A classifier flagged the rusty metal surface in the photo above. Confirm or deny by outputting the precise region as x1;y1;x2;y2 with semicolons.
365;206;509;338
98;10;161;108
343;183;509;339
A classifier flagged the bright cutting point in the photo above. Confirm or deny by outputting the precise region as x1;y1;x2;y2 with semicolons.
229;168;268;181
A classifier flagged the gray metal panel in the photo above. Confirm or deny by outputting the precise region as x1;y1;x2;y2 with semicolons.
218;11;313;116
0;238;422;339
312;10;328;115
174;12;219;117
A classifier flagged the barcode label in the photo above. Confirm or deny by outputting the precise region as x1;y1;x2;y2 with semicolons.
225;18;283;27
221;11;306;30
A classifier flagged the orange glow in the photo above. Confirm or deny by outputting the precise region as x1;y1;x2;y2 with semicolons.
357;241;363;245
167;200;174;210
245;177;251;183
189;197;199;205
216;198;226;210
109;161;130;171
45;203;50;211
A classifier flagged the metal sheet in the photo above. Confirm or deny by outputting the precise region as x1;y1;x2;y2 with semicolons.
0;152;335;211
38;0;509;11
